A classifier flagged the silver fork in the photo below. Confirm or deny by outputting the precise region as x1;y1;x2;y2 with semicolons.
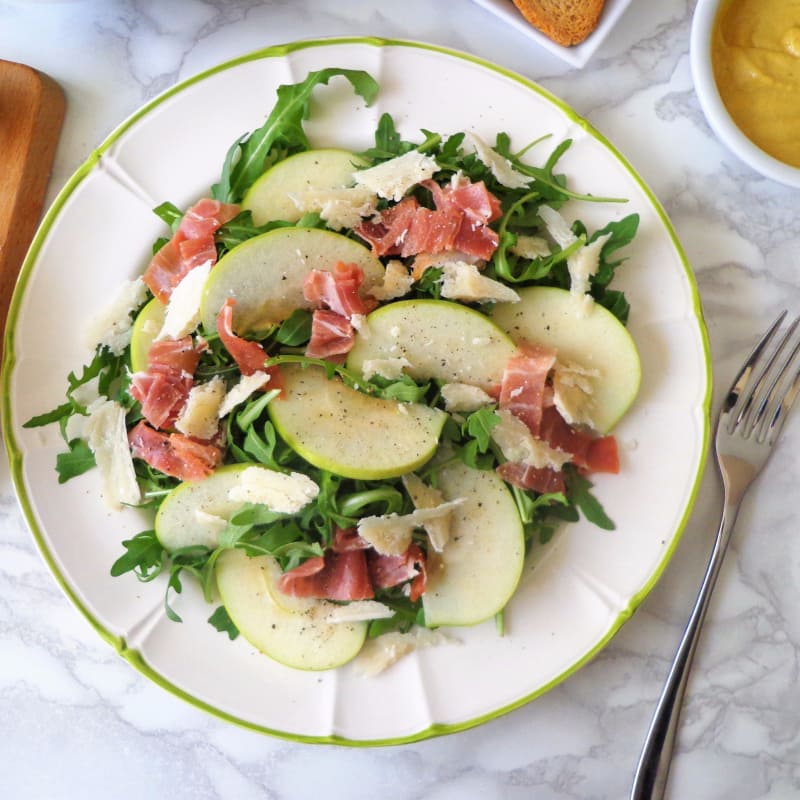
630;311;800;800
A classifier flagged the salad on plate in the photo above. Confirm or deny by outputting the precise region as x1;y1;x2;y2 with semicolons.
26;67;642;674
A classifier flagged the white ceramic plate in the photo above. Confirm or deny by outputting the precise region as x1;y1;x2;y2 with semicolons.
469;0;636;67
2;38;710;745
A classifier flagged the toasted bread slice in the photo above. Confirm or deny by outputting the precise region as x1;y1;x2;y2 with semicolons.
511;0;606;47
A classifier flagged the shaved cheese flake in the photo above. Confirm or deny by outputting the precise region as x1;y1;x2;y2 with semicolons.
288;186;378;230
174;375;226;440
353;150;438;202
440;382;494;413
567;232;611;316
228;466;319;514
462;132;530;189
369;259;414;302
439;261;520;304
510;234;551;259
401;473;454;552
157;259;213;340
538;205;577;250
355;628;456;676
317;600;395;624
85;278;149;355
85;399;140;509
491;409;570;470
553;360;599;428
357;499;465;556
361;356;411;381
194;508;229;536
218;371;271;418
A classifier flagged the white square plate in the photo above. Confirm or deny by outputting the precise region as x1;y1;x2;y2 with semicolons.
470;0;636;67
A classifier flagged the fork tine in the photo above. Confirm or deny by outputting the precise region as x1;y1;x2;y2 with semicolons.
751;317;800;440
724;310;787;433
764;360;800;445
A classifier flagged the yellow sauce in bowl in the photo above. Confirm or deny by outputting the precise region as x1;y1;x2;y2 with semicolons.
712;0;800;167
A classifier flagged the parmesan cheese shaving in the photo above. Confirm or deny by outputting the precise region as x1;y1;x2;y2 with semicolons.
354;628;455;676
318;600;395;624
510;234;551;259
357;499;465;556
369;259;413;302
288;186;378;230
360;356;411;381
552;361;599;428
401;474;454;553
217;371;271;418
228;466;319;514
85;278;149;355
157;259;213;341
353;150;438;202
440;382;494;413
85;399;140;509
174;375;226;440
439;261;520;304
491;409;571;470
462;132;531;189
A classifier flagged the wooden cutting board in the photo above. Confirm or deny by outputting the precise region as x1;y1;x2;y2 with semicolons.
0;60;65;352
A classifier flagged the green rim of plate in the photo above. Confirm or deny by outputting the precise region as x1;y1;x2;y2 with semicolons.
0;36;712;747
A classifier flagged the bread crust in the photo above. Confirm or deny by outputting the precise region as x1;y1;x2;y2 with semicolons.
511;0;606;47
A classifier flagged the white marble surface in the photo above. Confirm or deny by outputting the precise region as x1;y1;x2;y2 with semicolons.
2;1;800;798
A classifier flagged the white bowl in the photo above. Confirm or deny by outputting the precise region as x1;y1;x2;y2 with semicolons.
690;0;800;188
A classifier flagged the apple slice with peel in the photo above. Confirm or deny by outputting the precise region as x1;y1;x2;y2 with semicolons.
129;297;165;372
216;549;367;671
422;460;525;627
199;227;384;334
268;364;447;480
242;148;366;225
491;286;641;433
346;299;518;391
155;463;284;552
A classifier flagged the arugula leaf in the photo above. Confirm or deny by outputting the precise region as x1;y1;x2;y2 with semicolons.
566;469;615;530
110;530;165;581
24;402;73;429
152;201;183;232
275;308;313;346
207;606;239;640
213;68;379;203
463;407;501;452
55;439;96;483
358;112;419;162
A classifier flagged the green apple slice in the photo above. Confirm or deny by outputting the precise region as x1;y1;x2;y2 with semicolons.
268;364;447;480
216;549;367;671
129;297;165;372
199;227;384;334
422;460;525;627
491;286;641;433
155;463;276;552
242;148;366;225
346;299;517;391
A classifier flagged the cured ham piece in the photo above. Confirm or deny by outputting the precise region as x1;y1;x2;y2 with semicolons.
354;178;502;260
368;544;427;602
539;405;593;468
331;527;371;553
215;298;268;376
497;462;566;495
128;420;224;481
303;262;377;319
499;343;557;436
130;336;202;429
276;549;374;601
585;435;620;474
144;198;239;302
305;309;354;360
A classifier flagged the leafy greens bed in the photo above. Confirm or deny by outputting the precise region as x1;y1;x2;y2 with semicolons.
25;67;641;673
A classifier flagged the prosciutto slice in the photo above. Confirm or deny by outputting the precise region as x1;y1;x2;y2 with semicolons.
305;309;354;360
215;298;269;376
499;342;557;436
354;178;502;260
302;261;376;319
128;420;224;481
276;550;374;601
143;198;239;302
497;462;566;495
129;336;202;430
368;544;427;602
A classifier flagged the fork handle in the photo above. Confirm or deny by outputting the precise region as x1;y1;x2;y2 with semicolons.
630;500;740;800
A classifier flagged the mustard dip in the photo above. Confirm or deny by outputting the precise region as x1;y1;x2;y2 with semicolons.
712;0;800;167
